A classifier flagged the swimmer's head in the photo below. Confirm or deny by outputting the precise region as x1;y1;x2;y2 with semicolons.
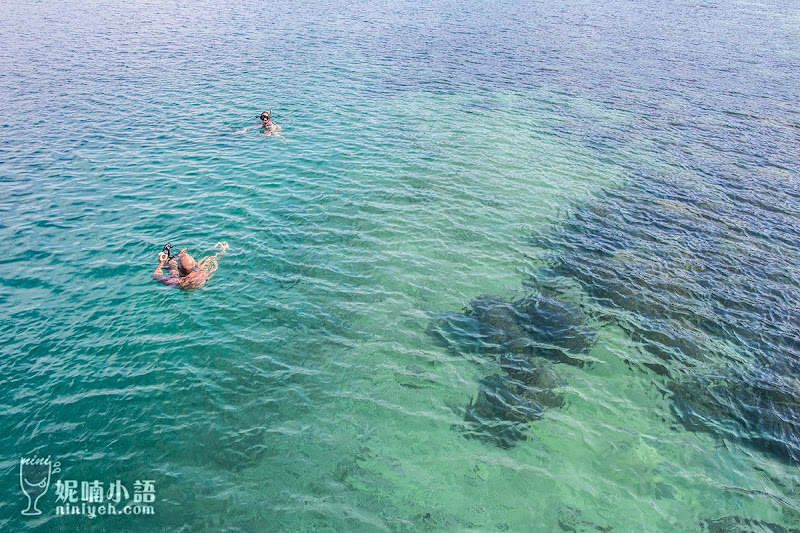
260;111;271;123
176;251;196;276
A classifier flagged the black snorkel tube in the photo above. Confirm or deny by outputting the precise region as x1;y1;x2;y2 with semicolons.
161;243;173;260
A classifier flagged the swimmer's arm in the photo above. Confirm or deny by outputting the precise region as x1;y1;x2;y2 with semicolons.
237;123;262;134
152;258;166;277
152;257;179;285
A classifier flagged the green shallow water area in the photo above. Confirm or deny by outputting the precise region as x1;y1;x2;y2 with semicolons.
2;0;800;531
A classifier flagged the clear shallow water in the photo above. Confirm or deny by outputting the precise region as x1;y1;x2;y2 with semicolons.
1;0;799;531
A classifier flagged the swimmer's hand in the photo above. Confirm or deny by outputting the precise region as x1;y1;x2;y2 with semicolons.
153;250;174;281
238;123;260;134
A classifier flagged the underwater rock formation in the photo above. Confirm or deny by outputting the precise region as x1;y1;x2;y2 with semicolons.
433;294;596;367
431;167;800;460
432;293;595;447
464;294;595;367
557;506;613;532
668;372;800;465
464;370;565;449
539;172;800;465
701;516;800;533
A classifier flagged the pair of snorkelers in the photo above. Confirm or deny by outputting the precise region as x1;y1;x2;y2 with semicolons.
152;242;229;289
152;106;280;289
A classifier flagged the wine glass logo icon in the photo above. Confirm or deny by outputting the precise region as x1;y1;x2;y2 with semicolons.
20;456;53;516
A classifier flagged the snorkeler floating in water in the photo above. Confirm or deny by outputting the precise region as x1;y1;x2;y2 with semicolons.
259;110;280;135
239;110;282;136
152;242;229;289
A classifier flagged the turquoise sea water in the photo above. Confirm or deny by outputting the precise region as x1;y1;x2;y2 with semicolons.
1;0;799;531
